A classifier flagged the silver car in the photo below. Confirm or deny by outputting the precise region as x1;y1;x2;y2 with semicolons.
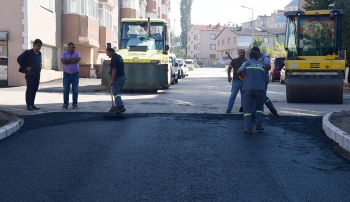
280;66;286;84
177;59;188;78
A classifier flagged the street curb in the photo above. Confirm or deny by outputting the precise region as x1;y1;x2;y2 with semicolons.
323;110;350;152
0;118;24;141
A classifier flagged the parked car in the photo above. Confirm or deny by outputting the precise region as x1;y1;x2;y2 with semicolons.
269;57;285;82
185;59;194;71
177;58;188;78
280;66;286;84
196;60;203;67
169;54;179;84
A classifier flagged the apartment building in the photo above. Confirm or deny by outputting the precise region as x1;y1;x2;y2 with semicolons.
215;27;277;60
0;0;171;87
242;0;303;30
186;24;225;59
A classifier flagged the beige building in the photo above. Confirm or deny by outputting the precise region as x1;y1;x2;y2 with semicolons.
215;27;277;60
0;0;171;87
186;24;225;59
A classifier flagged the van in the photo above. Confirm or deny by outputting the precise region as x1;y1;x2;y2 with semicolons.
185;59;194;71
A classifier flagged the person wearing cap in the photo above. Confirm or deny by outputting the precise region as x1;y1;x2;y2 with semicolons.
238;51;266;133
250;47;279;118
106;47;126;113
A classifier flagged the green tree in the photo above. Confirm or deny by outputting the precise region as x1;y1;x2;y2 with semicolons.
304;0;350;64
245;37;273;58
180;0;193;54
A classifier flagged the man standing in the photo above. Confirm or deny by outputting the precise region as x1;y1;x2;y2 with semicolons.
238;52;266;133
17;39;43;111
106;48;126;112
226;49;247;113
61;42;81;109
250;47;279;118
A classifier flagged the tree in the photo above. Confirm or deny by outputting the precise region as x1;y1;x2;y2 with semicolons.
304;0;350;65
180;0;193;54
245;37;272;58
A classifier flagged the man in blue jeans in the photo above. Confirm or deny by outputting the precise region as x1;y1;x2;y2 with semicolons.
106;48;126;112
226;49;247;113
60;42;81;109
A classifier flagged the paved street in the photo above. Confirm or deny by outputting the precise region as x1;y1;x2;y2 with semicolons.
1;112;350;201
1;67;350;201
0;67;349;116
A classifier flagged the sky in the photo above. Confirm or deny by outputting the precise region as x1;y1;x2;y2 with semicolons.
170;0;293;36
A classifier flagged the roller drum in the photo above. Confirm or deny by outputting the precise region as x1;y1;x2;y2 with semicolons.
286;77;343;104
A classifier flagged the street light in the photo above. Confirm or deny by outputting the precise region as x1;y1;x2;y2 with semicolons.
241;5;254;44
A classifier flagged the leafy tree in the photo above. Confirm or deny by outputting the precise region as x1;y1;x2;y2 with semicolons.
180;0;193;54
245;37;272;58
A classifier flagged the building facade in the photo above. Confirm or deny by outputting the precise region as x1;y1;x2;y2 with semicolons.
186;24;225;59
215;27;277;60
0;0;171;87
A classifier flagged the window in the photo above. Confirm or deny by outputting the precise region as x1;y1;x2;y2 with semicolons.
40;44;59;71
196;54;200;58
99;3;113;29
222;39;224;45
228;38;231;44
195;44;200;50
210;54;216;58
194;34;200;40
40;0;54;11
188;46;190;51
264;37;269;43
210;44;216;50
188;36;190;41
210;34;216;40
63;0;98;20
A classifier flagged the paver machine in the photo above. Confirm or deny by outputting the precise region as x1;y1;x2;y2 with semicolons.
117;17;171;92
283;9;346;103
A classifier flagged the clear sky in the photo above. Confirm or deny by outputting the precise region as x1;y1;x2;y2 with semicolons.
170;0;293;36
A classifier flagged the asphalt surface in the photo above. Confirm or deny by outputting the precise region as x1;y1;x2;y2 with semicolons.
1;112;350;201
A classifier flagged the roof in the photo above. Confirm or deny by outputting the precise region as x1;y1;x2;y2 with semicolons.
287;0;299;7
275;15;287;23
215;27;285;38
192;24;225;31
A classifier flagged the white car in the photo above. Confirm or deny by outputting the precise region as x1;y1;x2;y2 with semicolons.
185;59;194;71
280;66;286;84
177;59;188;78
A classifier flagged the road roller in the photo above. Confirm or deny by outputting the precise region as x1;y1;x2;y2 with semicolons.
284;9;346;104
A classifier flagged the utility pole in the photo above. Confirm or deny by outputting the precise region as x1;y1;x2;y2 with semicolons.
241;5;254;44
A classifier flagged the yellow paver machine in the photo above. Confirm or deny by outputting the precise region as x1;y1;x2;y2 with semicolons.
284;9;346;103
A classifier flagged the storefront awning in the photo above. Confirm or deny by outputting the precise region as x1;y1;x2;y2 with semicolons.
0;32;8;41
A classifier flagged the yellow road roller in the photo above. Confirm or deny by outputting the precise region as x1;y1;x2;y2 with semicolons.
284;9;346;104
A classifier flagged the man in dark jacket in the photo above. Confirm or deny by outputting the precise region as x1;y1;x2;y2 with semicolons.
238;52;266;133
17;39;42;111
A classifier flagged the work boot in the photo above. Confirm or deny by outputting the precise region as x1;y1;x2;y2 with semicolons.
32;106;40;110
256;125;264;131
269;113;280;119
62;104;68;110
239;107;243;113
226;109;231;113
117;105;126;113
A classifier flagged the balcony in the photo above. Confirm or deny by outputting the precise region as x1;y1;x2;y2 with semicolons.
98;0;116;8
62;14;99;48
99;26;114;52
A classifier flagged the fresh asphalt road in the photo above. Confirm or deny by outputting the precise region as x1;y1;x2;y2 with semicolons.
1;112;350;201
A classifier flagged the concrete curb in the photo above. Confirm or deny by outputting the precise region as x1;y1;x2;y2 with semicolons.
0;118;24;141
323;110;350;152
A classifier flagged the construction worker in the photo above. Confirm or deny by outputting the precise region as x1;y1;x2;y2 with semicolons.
226;49;247;113
250;47;279;118
238;51;266;133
